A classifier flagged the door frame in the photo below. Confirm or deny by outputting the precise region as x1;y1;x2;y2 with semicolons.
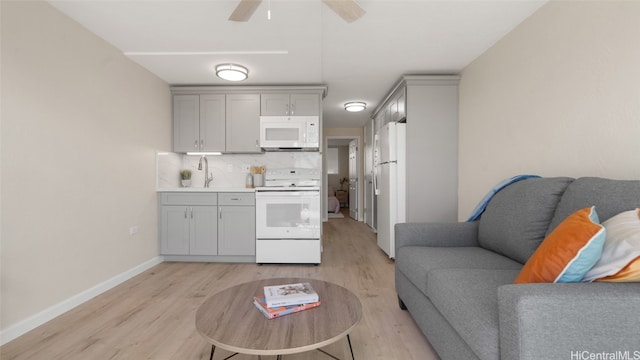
364;119;375;231
347;139;358;221
323;135;363;222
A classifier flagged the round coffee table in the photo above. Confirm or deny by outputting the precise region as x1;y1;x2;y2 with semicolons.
195;278;362;360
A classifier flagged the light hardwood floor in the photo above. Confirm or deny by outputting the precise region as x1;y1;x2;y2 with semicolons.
1;208;439;360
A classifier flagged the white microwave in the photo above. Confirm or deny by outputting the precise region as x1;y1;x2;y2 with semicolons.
259;116;319;151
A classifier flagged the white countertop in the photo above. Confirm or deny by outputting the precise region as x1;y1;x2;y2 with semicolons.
157;187;256;193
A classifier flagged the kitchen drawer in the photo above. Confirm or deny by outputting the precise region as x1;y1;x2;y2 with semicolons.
218;192;255;206
160;192;218;206
256;239;321;264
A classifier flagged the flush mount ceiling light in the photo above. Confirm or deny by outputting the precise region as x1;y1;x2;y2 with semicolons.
215;64;248;81
344;102;366;112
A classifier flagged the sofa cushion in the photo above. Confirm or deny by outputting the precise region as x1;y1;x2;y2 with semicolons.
548;177;640;234
395;246;522;297
427;269;521;360
514;206;606;284
478;177;573;264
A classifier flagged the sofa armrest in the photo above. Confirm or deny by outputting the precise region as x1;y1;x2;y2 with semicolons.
394;222;479;253
498;283;640;360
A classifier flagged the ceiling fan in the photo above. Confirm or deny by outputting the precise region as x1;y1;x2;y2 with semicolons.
229;0;365;23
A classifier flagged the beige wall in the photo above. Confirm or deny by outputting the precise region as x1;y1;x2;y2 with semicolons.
1;1;171;334
458;0;640;219
327;145;349;191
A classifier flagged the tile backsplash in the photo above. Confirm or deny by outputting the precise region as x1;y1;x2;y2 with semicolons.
157;151;321;188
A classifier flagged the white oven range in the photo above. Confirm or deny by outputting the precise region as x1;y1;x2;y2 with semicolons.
255;168;321;264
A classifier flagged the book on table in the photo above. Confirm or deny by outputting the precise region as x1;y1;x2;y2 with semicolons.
253;296;321;319
263;282;319;308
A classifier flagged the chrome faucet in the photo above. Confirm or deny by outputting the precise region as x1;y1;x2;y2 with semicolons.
198;156;213;188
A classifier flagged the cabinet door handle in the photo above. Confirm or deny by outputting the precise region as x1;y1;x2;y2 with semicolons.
255;139;259;148
184;208;188;219
291;103;295;115
219;207;222;219
194;140;198;149
285;104;289;116
190;207;193;219
200;139;204;149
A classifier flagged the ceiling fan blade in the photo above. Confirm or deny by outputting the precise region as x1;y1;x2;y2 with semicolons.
229;0;262;22
322;0;366;23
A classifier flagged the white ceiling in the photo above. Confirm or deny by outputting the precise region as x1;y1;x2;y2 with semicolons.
49;0;547;128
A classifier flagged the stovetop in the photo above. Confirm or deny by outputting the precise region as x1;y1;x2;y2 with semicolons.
262;168;321;188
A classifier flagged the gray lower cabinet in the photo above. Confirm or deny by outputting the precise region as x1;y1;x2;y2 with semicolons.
159;192;255;260
160;205;218;255
218;193;256;256
159;193;218;255
160;205;191;255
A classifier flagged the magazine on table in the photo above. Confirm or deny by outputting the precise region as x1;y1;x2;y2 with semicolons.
253;296;321;319
263;282;319;308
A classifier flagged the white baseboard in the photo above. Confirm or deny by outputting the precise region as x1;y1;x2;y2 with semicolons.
0;256;164;346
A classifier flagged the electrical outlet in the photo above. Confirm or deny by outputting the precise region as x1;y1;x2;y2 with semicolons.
129;225;139;236
242;164;250;173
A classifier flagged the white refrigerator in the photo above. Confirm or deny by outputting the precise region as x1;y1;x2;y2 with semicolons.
374;122;406;258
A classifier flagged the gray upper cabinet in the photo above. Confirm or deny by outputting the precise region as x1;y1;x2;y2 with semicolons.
291;93;321;115
172;92;261;153
260;93;290;116
226;94;261;153
389;88;406;122
200;94;226;152
173;95;200;153
173;94;225;153
261;93;320;116
172;86;326;153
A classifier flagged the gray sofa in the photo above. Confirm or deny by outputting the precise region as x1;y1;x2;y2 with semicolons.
395;177;640;360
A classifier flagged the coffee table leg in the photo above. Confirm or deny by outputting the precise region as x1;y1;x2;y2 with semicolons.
209;345;240;360
347;334;355;360
315;334;355;360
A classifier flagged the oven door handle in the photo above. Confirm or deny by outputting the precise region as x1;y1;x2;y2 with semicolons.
255;191;319;197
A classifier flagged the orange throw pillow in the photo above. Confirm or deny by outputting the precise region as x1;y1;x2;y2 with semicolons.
514;206;606;284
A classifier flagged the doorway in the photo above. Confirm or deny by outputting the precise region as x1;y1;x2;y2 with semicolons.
324;136;362;222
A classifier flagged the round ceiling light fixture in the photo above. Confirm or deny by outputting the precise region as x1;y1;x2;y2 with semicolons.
215;64;249;81
344;102;366;112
